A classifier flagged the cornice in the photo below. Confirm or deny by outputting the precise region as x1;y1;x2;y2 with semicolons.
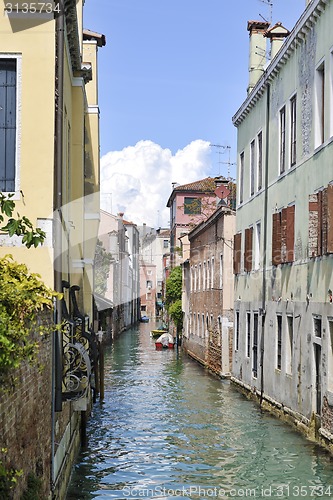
232;0;329;127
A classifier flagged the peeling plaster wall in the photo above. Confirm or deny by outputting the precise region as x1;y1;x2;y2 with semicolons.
233;0;333;444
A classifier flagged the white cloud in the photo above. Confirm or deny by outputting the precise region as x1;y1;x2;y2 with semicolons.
100;139;212;227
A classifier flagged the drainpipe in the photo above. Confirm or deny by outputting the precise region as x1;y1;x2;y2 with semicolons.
260;81;270;407
51;6;65;494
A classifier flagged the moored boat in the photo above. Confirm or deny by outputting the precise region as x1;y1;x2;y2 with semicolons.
155;332;174;350
150;325;168;338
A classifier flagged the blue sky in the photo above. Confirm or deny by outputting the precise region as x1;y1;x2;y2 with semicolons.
83;0;306;227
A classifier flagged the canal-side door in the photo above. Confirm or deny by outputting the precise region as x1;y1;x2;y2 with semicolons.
314;343;322;415
313;316;322;415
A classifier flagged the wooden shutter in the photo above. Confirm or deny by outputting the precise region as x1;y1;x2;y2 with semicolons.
272;212;281;266
286;205;295;262
309;193;319;258
327;184;333;253
244;227;253;272
280;207;288;263
233;233;241;275
321;188;328;255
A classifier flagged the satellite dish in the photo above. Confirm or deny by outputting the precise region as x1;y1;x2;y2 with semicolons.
215;185;230;199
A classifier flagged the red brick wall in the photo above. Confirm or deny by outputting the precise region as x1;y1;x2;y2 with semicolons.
0;330;52;498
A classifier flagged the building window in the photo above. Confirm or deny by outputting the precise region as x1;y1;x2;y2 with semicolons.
194;265;197;292
313;315;322;338
163;239;169;248
279;106;286;174
235;311;240;351
244;227;253;272
146;280;152;288
203;262;206;290
239;152;244;204
0;58;17;192
253;312;258;378
272;205;295;265
290;95;297;167
198;263;201;291
328;318;333;391
250;139;255;196
207;260;210;289
277;315;282;370
308;185;333;257
254;221;261;270
315;61;325;148
233;233;242;275
211;257;214;289
286;315;293;374
246;312;251;358
219;253;223;288
184;197;201;215
257;131;263;191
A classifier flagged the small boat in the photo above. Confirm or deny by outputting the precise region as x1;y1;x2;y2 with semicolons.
150;326;168;338
155;332;174;350
140;315;149;323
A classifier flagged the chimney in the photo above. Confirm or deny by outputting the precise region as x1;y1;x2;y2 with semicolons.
264;22;290;60
247;20;270;94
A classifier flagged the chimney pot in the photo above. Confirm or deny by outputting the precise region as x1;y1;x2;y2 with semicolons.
247;20;270;94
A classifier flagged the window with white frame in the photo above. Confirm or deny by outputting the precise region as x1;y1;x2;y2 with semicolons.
290;94;297;167
279;106;286;174
250;139;255;196
235;311;240;351
207;259;210;289
286;315;293;374
315;61;325;148
246;312;251;358
0;58;18;192
253;312;258;378
257;131;263;191
203;261;206;291
211;257;214;289
219;253;223;289
277;315;282;370
239;151;244;204
330;51;333;138
328;317;333;391
198;263;201;291
254;221;261;270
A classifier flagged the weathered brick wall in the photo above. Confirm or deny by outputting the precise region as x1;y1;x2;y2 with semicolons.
0;329;52;499
322;396;333;434
207;324;222;375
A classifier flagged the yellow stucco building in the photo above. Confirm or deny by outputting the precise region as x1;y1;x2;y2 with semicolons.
0;2;105;496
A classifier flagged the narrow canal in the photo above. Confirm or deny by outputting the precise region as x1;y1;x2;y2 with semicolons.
67;323;333;499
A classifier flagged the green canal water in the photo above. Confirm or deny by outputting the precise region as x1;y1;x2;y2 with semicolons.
66;323;333;499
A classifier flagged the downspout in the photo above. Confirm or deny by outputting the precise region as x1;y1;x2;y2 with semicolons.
260;81;270;407
51;6;64;494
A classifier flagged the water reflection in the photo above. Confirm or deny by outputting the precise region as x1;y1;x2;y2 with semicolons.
67;323;333;499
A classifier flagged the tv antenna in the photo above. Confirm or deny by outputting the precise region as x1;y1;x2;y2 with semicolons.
209;144;235;178
258;0;273;25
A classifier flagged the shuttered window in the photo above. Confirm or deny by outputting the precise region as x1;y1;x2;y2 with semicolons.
233;233;241;274
244;227;253;272
309;185;333;257
0;59;16;192
272;205;295;265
